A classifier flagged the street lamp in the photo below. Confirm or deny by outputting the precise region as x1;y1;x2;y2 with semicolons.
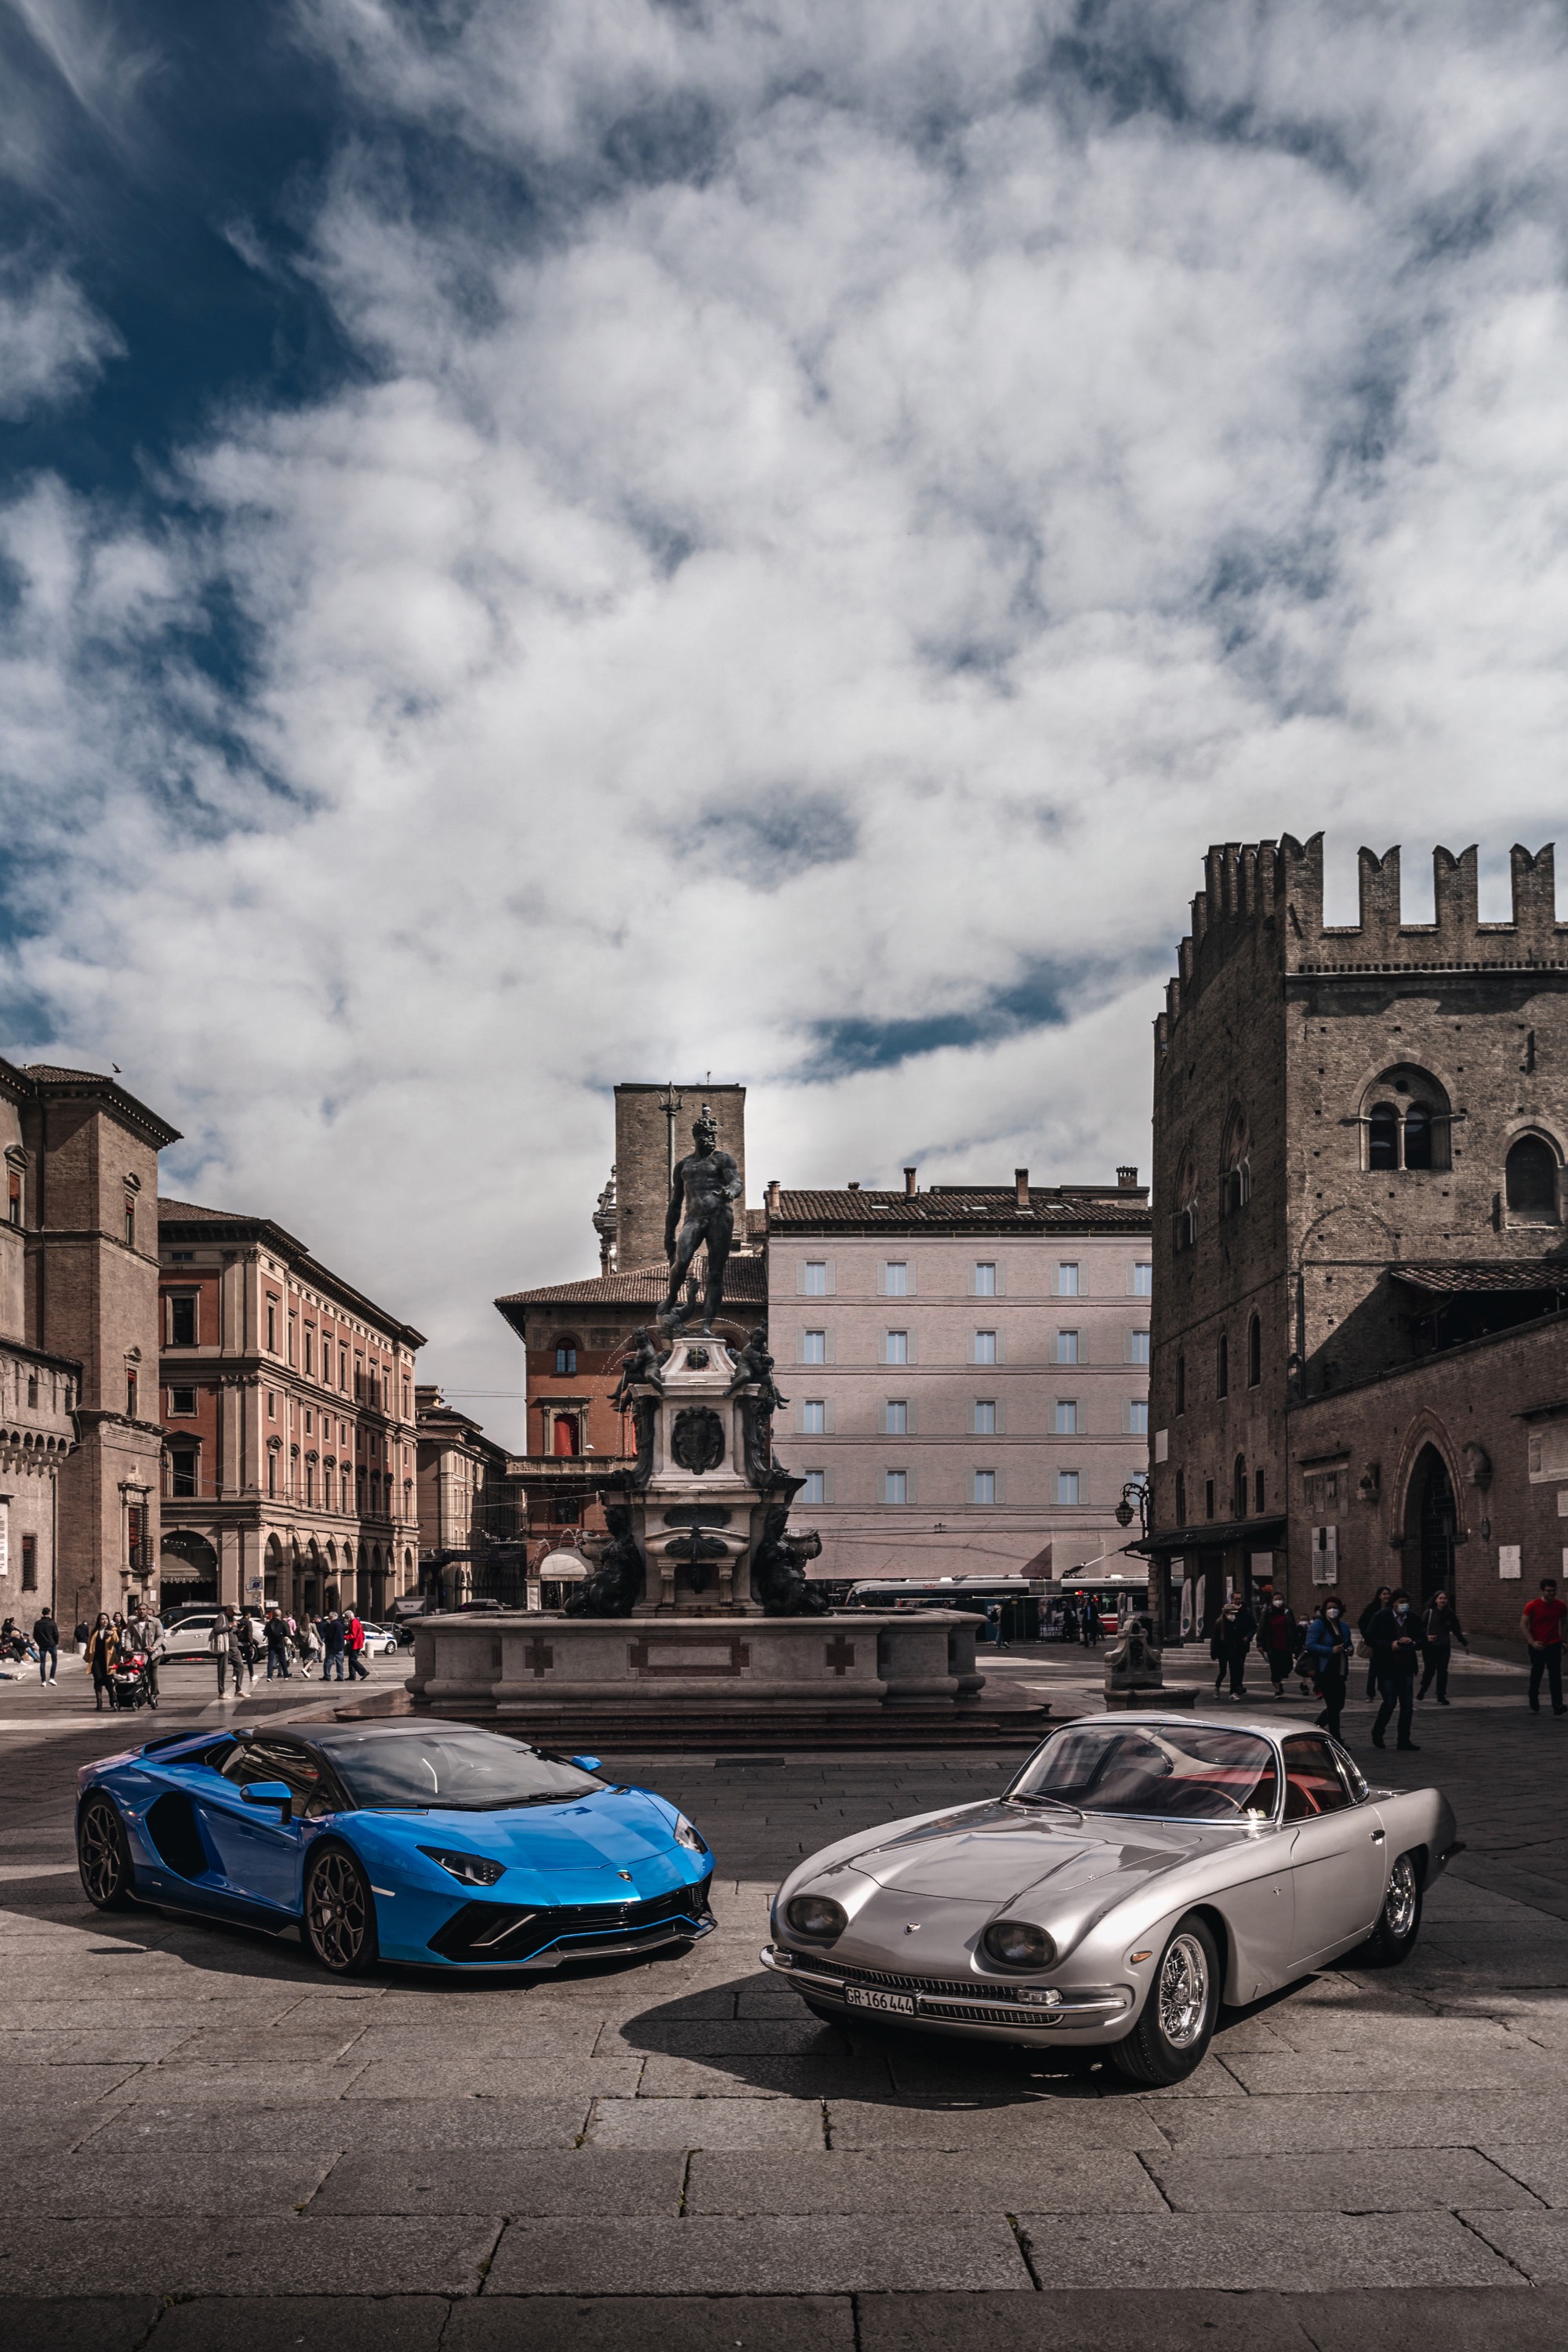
1114;1478;1149;1537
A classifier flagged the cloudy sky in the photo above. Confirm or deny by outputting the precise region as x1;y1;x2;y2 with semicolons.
4;1;1568;1443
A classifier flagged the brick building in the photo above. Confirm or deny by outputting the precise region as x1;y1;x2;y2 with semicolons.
608;1083;747;1273
157;1201;423;1620
1148;834;1568;1643
767;1171;1152;1586
1;1060;179;1628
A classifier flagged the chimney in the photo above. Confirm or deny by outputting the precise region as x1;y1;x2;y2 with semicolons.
765;1178;781;1214
903;1167;917;1196
1117;1165;1138;1190
1014;1168;1029;1207
847;1180;860;1191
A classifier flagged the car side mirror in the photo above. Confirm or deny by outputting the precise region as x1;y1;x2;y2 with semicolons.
568;1755;601;1774
240;1780;294;1819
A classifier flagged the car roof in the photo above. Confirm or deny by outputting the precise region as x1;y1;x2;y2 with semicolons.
1056;1713;1299;1744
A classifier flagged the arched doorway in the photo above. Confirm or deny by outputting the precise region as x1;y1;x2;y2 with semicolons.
1406;1446;1457;1609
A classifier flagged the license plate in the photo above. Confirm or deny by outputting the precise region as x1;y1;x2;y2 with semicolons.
844;1987;916;2015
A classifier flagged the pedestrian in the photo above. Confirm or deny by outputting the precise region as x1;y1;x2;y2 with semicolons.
74;1619;90;1658
264;1609;292;1681
209;1606;245;1700
345;1607;369;1682
1523;1576;1568;1718
986;1604;1009;1653
321;1608;346;1682
85;1613;118;1712
127;1599;162;1704
33;1606;60;1687
1303;1596;1353;1739
1417;1591;1468;1706
1080;1600;1102;1648
293;1613;318;1678
1257;1593;1298;1699
1060;1599;1078;1645
1359;1585;1392;1701
1369;1588;1423;1751
1210;1596;1255;1699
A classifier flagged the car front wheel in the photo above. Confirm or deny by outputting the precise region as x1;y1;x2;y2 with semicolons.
1109;1915;1219;2086
78;1795;134;1911
303;1844;379;1976
1364;1851;1422;1965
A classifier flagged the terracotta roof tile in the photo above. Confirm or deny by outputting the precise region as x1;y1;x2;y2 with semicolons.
497;1258;768;1309
771;1188;1150;1230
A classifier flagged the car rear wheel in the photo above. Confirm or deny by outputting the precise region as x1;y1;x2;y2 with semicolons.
1364;1851;1422;1965
1109;1915;1219;2086
303;1844;379;1976
78;1795;134;1911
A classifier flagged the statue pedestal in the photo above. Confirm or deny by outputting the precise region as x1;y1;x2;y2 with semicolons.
622;1334;769;1615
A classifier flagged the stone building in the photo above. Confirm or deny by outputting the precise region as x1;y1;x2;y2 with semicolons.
607;1083;747;1273
416;1385;521;1600
1147;834;1568;1642
157;1200;423;1619
767;1171;1152;1586
1;1059;179;1628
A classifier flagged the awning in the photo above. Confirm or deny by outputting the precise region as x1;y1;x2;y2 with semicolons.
1146;1515;1287;1557
1393;1262;1568;1297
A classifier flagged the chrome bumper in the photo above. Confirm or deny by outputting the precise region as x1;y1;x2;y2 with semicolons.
759;1943;1133;2034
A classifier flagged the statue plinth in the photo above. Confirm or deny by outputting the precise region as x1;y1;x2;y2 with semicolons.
1102;1610;1196;1710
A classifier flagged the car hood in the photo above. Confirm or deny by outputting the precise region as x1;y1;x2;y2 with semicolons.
839;1800;1218;1904
370;1787;681;1875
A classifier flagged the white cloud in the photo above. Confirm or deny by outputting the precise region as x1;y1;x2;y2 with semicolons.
7;1;1568;1441
0;266;119;416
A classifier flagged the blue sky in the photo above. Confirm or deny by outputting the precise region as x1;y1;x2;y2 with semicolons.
5;1;1568;1441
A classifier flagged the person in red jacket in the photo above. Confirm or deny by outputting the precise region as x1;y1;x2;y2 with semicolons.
1523;1577;1568;1717
345;1608;370;1682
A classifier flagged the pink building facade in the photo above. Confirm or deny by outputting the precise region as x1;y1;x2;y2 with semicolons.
767;1173;1152;1587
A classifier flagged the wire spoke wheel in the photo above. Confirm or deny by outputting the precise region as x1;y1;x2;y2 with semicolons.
1156;1932;1210;2050
78;1798;131;1910
305;1848;376;1975
1385;1855;1417;1940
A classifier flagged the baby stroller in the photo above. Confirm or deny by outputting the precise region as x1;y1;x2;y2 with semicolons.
107;1649;158;1711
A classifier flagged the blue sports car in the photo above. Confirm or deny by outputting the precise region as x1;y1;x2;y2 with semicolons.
75;1720;715;1976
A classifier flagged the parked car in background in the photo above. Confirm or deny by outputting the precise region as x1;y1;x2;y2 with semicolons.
159;1611;267;1664
355;1623;400;1657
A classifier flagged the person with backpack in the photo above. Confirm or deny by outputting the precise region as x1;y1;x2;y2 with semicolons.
345;1608;369;1682
1417;1591;1468;1706
264;1608;292;1680
320;1608;346;1681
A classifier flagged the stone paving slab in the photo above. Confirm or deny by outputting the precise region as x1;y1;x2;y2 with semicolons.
683;2147;1163;2213
1145;2148;1544;2211
1014;2210;1523;2288
0;2152;336;2217
485;2214;1034;2293
1458;2209;1568;2281
637;2051;894;2098
146;2299;450;2351
1151;2089;1568;2153
445;2297;855;2351
0;2301;162;2352
309;2147;685;2214
101;2059;374;2106
340;2052;644;2099
826;2094;1167;2151
24;2216;503;2297
90;2096;590;2154
587;2096;828;2148
1477;2145;1568;2203
858;2291;1316;2351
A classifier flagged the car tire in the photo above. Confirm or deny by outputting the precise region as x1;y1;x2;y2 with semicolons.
1109;1914;1220;2087
78;1795;135;1911
1363;1850;1422;1965
302;1842;379;1976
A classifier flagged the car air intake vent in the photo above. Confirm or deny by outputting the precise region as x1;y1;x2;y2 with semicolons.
826;1961;1036;2003
427;1878;712;1964
145;1792;209;1881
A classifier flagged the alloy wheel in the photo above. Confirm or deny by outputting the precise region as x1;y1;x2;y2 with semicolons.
1385;1854;1418;1940
78;1799;126;1907
1157;1930;1210;2049
307;1849;369;1971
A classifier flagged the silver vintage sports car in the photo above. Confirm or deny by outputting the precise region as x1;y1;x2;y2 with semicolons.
762;1715;1461;2085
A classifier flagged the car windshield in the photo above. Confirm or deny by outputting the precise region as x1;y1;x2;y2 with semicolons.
322;1731;603;1812
1011;1724;1279;1821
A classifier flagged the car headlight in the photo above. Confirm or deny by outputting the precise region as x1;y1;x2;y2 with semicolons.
785;1893;848;1941
673;1816;710;1855
419;1846;506;1886
982;1918;1056;1970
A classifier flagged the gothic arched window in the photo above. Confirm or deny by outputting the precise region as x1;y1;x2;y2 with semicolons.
1363;1068;1450;1173
1506;1134;1561;1225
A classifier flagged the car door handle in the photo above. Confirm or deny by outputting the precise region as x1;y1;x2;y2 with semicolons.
1370;1829;1385;1842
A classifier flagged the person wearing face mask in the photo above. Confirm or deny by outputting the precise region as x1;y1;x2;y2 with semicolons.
1368;1587;1424;1751
1417;1590;1468;1706
1303;1595;1354;1740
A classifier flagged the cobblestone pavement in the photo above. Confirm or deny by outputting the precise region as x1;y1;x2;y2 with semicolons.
1;1641;1564;2348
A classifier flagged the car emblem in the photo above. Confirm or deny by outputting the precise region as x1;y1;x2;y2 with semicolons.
618;1871;633;1882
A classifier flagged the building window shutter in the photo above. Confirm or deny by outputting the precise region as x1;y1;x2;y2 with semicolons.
823;1469;835;1505
824;1398;836;1434
995;1397;1006;1436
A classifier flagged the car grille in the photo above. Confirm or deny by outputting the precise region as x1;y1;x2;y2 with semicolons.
819;1960;1035;2005
428;1878;712;1963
